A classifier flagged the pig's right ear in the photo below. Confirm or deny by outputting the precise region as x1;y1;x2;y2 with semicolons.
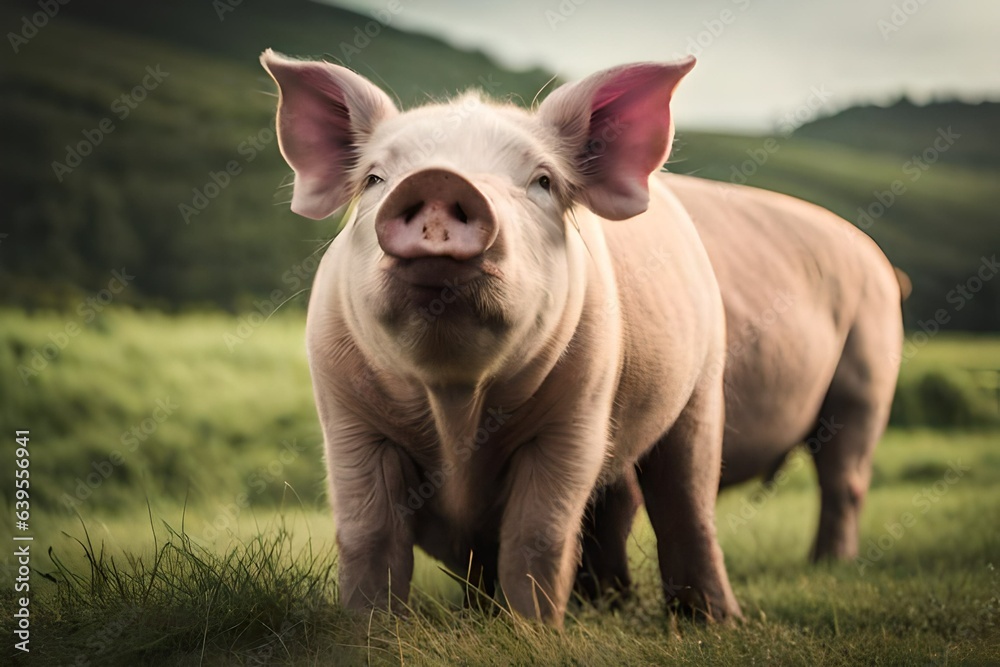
260;49;398;219
537;59;695;221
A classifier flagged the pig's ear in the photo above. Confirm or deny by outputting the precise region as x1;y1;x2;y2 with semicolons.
260;49;398;219
537;59;695;220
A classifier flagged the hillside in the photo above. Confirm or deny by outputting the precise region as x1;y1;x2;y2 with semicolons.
0;0;554;310
48;0;555;108
1;0;997;330
669;128;1000;331
792;97;1000;170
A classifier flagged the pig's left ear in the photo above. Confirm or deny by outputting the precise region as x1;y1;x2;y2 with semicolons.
261;49;398;219
538;59;695;220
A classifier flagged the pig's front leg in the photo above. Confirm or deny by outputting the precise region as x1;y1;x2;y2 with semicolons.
327;429;418;613
498;431;605;626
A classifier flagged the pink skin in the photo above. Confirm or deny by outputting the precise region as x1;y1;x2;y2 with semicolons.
261;49;741;626
577;175;905;603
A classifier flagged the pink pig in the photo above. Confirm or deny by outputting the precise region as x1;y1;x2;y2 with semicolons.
261;49;902;626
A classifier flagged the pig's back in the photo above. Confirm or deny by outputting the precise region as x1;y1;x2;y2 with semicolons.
658;173;897;485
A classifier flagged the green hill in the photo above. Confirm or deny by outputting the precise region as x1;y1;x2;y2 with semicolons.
1;0;997;330
792;97;1000;170
0;0;553;311
670;128;1000;331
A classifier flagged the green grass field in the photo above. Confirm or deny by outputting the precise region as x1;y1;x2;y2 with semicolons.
4;0;997;662
1;309;998;664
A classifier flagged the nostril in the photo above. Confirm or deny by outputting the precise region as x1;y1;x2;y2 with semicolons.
402;201;423;224
452;202;468;224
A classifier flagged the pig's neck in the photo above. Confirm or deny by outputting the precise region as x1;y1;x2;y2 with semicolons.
426;383;487;448
419;377;490;523
418;253;593;524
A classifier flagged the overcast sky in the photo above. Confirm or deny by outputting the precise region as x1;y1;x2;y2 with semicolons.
318;0;1000;132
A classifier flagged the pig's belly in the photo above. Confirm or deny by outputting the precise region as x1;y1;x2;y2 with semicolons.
716;300;844;487
661;174;859;487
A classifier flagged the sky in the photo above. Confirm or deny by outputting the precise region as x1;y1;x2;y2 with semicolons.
318;0;1000;132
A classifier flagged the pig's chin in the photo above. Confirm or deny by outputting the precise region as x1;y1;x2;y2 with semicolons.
371;262;516;366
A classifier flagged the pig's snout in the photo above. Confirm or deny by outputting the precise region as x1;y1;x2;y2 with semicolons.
375;169;498;262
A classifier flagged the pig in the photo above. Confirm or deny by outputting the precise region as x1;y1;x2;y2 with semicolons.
576;176;905;603
260;49;743;626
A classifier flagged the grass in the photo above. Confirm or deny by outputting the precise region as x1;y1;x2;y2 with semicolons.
1;308;999;664
0;308;324;515
2;429;998;665
3;306;994;519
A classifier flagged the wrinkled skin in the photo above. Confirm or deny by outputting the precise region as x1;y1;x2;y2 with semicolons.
261;49;742;626
576;174;904;603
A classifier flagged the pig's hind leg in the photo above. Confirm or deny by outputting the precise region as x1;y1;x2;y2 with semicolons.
575;468;642;607
807;307;901;562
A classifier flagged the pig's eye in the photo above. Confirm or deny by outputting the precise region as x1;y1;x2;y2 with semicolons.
363;174;384;190
528;171;555;204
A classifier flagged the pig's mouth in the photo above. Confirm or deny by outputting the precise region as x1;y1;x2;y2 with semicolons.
377;254;511;330
382;256;491;290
